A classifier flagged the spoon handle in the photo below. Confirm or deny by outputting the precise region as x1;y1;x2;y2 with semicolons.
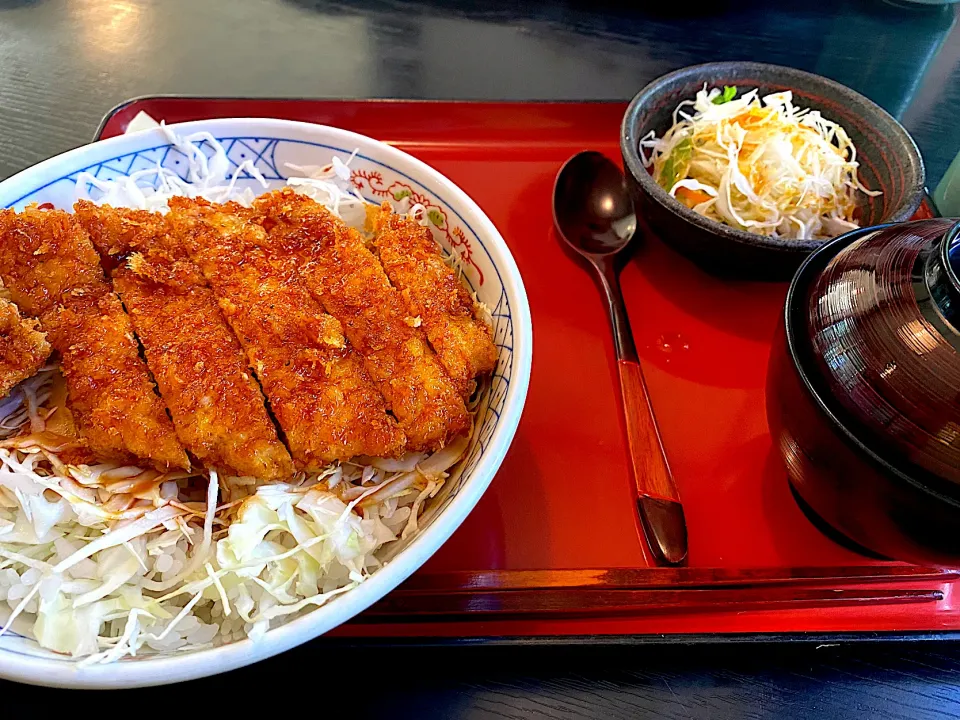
596;259;688;566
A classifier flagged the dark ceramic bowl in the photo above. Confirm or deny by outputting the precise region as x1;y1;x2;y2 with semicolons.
621;62;926;280
767;218;960;565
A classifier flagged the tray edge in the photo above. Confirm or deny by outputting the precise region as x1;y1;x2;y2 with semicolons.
93;95;631;141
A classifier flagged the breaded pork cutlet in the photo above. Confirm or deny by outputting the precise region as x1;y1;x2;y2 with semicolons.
75;201;295;480
0;297;51;397
166;196;405;468
371;204;497;398
0;206;104;318
0;206;188;471
252;189;470;451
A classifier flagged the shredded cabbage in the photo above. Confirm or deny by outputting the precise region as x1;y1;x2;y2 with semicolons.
639;86;881;240
0;127;474;662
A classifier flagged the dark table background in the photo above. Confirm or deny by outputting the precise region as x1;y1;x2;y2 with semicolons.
3;0;960;715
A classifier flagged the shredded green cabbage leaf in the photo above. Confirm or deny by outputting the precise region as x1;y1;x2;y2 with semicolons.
639;86;881;240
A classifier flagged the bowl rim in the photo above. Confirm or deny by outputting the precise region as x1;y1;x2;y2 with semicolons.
0;117;533;688
782;218;960;509
620;60;926;253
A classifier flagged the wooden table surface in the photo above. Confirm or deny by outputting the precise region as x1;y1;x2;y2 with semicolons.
2;0;960;715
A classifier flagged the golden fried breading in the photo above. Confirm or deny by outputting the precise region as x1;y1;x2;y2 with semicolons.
74;200;181;262
167;197;405;467
372;204;497;397
0;206;187;471
43;290;189;470
115;265;295;479
252;189;470;451
0;298;51;397
0;206;104;316
75;201;295;480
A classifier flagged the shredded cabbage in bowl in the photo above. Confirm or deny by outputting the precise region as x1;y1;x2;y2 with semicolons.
639;86;881;240
0;126;477;663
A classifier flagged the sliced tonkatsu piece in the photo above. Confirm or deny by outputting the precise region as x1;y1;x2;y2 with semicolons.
74;201;295;480
371;204;497;398
166;196;405;467
0;206;188;471
0;297;51;398
252;189;470;451
0;205;104;318
42;290;189;470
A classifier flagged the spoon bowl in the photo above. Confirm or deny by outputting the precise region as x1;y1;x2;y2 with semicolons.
553;151;637;256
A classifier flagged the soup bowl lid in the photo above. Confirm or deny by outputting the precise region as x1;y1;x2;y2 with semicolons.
804;218;960;494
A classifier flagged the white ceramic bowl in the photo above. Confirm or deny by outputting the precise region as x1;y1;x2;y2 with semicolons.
0;118;532;688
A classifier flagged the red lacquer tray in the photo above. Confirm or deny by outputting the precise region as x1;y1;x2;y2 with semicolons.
98;98;958;641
